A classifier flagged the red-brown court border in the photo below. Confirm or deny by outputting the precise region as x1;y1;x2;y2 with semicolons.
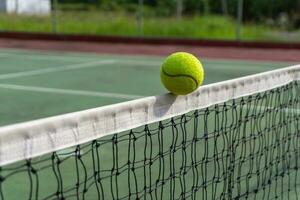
1;31;300;49
0;31;300;62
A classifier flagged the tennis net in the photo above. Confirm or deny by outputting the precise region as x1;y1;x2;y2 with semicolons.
0;65;299;200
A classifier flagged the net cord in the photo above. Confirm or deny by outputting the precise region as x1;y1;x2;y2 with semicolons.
0;64;299;166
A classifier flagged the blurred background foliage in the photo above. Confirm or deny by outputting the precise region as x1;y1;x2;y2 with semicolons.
57;0;300;29
1;0;300;42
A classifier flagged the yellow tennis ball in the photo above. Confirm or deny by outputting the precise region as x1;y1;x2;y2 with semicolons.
160;52;204;95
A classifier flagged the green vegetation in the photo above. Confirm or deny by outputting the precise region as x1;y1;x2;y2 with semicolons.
1;0;299;41
0;12;279;41
57;0;300;29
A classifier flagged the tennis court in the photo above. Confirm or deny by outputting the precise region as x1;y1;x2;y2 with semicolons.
0;48;299;200
0;48;293;126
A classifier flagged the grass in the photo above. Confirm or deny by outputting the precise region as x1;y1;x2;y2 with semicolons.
0;11;288;41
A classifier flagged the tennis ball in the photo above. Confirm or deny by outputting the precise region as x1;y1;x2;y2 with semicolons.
160;52;204;95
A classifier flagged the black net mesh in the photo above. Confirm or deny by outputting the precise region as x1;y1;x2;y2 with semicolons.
0;81;299;200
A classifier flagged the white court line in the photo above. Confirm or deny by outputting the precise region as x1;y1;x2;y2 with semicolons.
0;52;100;62
118;59;287;71
239;105;300;114
261;106;300;114
1;48;294;65
0;84;143;100
0;60;115;80
0;49;288;71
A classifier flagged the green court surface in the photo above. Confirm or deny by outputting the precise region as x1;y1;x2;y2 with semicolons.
0;48;294;127
0;49;299;199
